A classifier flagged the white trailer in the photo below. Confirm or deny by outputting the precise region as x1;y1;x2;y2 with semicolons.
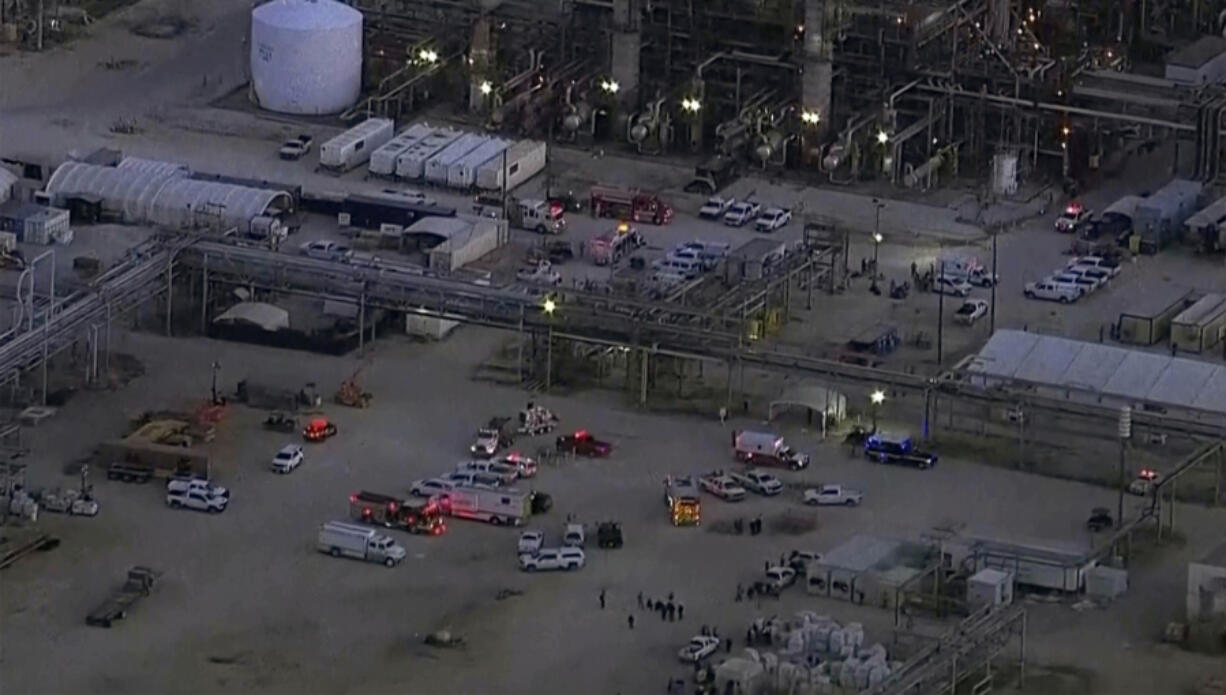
368;123;435;177
445;486;531;526
424;133;488;185
395;128;463;180
319;118;395;172
476;140;547;191
447;138;510;189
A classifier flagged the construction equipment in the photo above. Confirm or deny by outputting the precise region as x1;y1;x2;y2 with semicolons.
335;363;373;408
518;402;558;435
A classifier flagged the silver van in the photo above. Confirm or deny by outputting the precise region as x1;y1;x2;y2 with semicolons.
654;256;702;279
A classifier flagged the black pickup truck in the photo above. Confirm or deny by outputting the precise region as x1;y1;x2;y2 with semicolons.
863;433;937;470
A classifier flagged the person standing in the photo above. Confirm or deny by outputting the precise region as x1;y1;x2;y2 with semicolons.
599;589;606;610
628;614;635;630
677;603;684;620
637;592;644;609
719;406;727;424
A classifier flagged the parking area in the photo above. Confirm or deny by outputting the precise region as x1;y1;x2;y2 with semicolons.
3;328;1225;694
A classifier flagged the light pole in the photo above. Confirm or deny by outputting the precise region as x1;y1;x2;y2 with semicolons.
542;298;557;391
872;198;885;277
870;389;885;432
211;361;221;405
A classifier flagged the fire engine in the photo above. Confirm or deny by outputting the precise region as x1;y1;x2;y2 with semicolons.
587;223;646;266
589;186;673;225
348;491;446;535
664;475;701;526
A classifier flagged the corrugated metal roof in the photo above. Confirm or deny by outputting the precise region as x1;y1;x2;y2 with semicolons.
213;302;290;331
965;330;1226;417
407;216;471;239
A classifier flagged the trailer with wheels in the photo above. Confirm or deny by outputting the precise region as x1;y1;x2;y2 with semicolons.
86;566;160;628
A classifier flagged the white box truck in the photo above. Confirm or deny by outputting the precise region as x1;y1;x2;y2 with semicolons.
395;128;463;180
445;485;531;526
476;140;547;191
424;133;488;185
319;118;395;173
447;138;510;189
368;124;435;177
316;520;407;567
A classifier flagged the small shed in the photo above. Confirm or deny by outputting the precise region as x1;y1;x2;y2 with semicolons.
1133;179;1204;252
414;216;507;271
1170;293;1226;354
1117;286;1195;345
1165;35;1226;85
967;568;1015;608
0;200;71;244
1188;541;1226;622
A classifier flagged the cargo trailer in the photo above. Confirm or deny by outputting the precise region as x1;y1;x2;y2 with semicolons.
447;138;509;189
368;124;435;177
1117;287;1195;345
394;128;463;180
424;133;488;185
319;118;395;172
1170;293;1226;354
476;140;547;191
1132;179;1203;254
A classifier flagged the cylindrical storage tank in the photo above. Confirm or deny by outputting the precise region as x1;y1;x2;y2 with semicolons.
250;0;363;115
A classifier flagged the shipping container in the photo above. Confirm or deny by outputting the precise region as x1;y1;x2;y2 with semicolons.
724;238;787;283
367;124;435;177
1170;293;1226;354
447;138;509;189
1117;287;1195;345
476;140;547;191
424;133;488;185
1132;179;1203;253
0;200;71;245
318;118;395;172
394;128;463;180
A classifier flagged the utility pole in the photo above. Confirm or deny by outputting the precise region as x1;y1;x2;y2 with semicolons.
937;260;945;366
1118;407;1131;530
990;225;999;332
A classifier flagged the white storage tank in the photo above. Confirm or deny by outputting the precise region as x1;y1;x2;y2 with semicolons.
250;0;363;115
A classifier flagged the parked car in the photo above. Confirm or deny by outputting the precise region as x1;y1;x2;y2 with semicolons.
931;275;972;297
556;430;612;457
678;635;721;663
699;196;736;219
518;530;544;555
518;547;585;571
299;240;352;262
166;477;229;499
498;452;538;478
802;484;863;506
456;460;519;485
1128;468;1162;496
1068;265;1112;286
953;299;989;325
563;523;586;547
278;134;313;160
787;550;823;575
765;565;797;590
409;478;457;497
699;472;747;502
754;207;792;233
1023;280;1081;303
271;444;304;474
443;470;505;488
723;201;761;227
1048;271;1099;294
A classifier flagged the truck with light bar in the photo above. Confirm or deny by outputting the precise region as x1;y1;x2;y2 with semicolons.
349;491;446;535
664;475;701;526
445;486;531;526
732;430;809;470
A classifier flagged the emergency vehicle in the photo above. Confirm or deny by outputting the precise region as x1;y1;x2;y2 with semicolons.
510;198;566;234
732;430;809;470
664;475;701;526
348;491;446;535
446;486;532;526
587;223;646;266
589;186;673;225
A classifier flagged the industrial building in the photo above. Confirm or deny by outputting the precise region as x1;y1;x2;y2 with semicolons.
805;535;936;608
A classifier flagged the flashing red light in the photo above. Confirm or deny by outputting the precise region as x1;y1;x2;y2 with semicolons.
506;452;521;461
574;429;590;439
548;201;563;217
349;494;357;503
1065;202;1082;215
362;507;371;517
1139;468;1157;480
389;502;398;512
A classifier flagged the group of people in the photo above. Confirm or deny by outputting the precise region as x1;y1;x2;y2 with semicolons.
636;591;684;623
731;516;763;535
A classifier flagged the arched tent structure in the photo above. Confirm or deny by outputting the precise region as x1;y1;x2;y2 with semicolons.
405;216;470;247
44;158;291;233
0;167;18;203
769;383;847;435
212;302;291;332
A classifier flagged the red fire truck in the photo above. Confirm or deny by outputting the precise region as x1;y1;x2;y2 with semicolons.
587;222;646;265
349;491;446;535
589;186;673;225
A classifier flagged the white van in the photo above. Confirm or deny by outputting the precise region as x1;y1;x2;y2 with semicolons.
654;256;702;279
455;460;519;484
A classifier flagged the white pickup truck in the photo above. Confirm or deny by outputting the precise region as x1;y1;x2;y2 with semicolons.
516;260;563;286
166;488;228;513
729;469;783;496
1024;280;1081;303
699;472;746;501
803;484;863;506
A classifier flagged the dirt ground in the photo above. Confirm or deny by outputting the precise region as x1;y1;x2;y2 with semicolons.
2;2;1226;693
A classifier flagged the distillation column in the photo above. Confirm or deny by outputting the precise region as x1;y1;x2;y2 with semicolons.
802;0;834;139
610;0;642;102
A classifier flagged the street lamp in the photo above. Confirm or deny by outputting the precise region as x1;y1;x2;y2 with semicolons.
800;110;821;125
479;81;493;95
870;389;885;432
876;130;889;145
681;98;701;113
417;48;438;64
600;79;620;94
542;298;557;315
872;198;885;275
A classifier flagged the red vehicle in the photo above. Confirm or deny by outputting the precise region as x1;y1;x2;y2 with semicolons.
589;186;673;225
349;491;446;535
556;429;612;457
587;223;646;266
303;417;338;442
